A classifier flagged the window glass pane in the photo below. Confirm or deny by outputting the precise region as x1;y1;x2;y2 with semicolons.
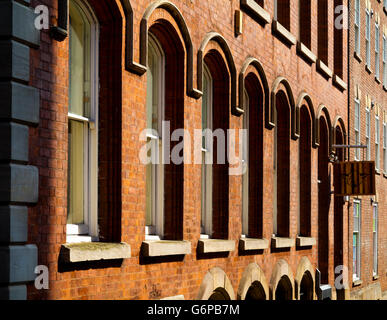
69;2;91;117
68;120;85;225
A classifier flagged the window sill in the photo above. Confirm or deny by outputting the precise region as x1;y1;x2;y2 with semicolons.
296;42;316;64
271;236;295;249
66;235;93;243
365;65;372;74
316;59;333;79
373;274;379;280
383;173;387;178
160;295;185;300
375;77;381;84
272;20;296;47
384;85;387;92
241;0;271;25
353;279;363;287
333;75;347;91
197;239;235;254
354;51;362;63
142;240;191;257
239;238;269;251
296;236;316;247
60;242;131;263
376;169;381;175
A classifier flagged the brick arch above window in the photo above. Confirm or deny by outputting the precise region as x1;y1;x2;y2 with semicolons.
296;92;316;147
269;259;295;300
315;104;333;152
238;57;270;117
269;77;296;139
122;0;201;99
196;267;236;300
198;32;239;116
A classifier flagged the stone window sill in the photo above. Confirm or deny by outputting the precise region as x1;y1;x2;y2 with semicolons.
142;240;191;257
296;42;316;64
354;51;362;63
296;236;316;247
373;274;379;280
271;236;295;249
375;77;381;84
333;75;347;91
316;59;333;79
241;0;271;25
272;20;296;46
198;239;235;254
384;85;387;92
60;242;131;263
353;279;363;287
160;295;185;300
365;65;372;74
239;238;269;251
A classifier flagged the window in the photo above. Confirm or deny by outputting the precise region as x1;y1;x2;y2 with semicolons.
355;0;361;55
275;0;290;30
201;63;213;237
67;0;99;242
366;107;371;160
373;203;378;276
353;200;361;281
375;23;380;80
383;120;387;173
318;0;329;65
376;113;381;171
146;34;165;239
299;0;311;49
383;35;387;87
366;8;371;68
242;90;249;237
354;98;361;160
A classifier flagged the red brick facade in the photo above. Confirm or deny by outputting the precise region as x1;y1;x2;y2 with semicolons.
24;0;367;300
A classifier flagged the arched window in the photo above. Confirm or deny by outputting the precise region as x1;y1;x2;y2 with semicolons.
274;92;290;238
299;106;312;237
145;22;185;240
242;74;264;239
67;0;99;242
201;50;230;240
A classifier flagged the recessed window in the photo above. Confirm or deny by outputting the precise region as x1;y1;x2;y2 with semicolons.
299;0;311;49
334;0;343;77
355;0;361;55
275;0;290;30
366;8;371;68
67;0;99;242
354;98;361;160
375;23;380;80
373;203;378;276
366;107;371;160
318;0;329;65
383;35;387;87
376;114;380;171
353;200;361;281
383;120;387;173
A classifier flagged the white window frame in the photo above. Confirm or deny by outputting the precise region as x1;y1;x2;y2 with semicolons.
201;63;213;239
353;200;361;281
366;107;371;160
365;8;371;68
375;23;380;80
372;203;378;276
66;0;99;243
355;0;361;55
376;114;381;171
145;34;165;240
242;90;249;238
355;98;361;160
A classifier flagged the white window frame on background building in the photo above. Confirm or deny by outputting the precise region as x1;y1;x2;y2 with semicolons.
67;0;99;243
366;107;371;160
375;22;380;80
376;113;381;171
383;35;387;88
145;34;165;240
242;90;249;238
355;98;361;160
355;0;361;56
201;63;213;239
365;7;371;68
372;202;378;276
353;200;361;282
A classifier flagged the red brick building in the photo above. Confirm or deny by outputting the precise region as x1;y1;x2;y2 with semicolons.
3;0;380;300
347;0;387;300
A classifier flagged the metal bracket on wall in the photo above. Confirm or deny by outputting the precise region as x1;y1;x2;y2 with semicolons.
50;0;69;42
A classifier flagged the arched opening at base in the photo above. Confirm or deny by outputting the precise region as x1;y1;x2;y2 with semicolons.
209;288;231;300
245;281;266;300
300;271;314;300
275;276;293;300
